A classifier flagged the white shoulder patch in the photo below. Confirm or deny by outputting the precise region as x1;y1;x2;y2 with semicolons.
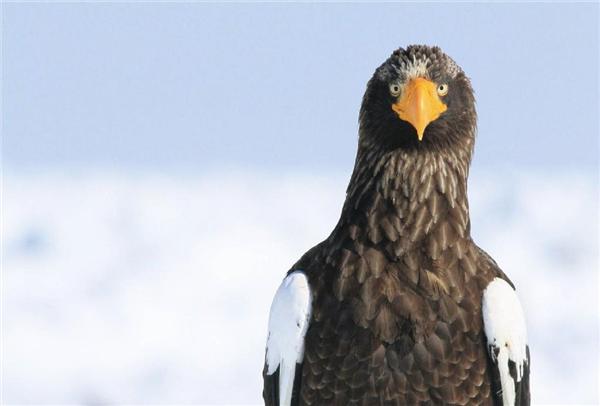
482;278;528;406
265;271;312;406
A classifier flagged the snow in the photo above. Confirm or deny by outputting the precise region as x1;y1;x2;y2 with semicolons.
2;167;597;404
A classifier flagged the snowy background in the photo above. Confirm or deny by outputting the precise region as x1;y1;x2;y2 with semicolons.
2;3;598;405
3;168;599;404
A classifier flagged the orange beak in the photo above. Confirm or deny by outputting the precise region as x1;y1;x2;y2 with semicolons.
391;78;447;141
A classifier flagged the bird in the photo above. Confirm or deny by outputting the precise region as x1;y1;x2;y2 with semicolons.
262;45;530;406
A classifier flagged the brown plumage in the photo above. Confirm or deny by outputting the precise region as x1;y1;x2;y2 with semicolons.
263;45;530;406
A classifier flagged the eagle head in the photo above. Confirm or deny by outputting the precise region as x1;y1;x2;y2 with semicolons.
359;45;476;152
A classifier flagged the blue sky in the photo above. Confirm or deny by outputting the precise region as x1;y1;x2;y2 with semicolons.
3;2;598;172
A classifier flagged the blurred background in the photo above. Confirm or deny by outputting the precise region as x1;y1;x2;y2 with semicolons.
2;3;598;405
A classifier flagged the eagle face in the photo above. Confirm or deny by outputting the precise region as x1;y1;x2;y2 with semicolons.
360;45;476;152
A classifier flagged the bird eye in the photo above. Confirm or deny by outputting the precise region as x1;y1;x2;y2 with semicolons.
389;83;402;97
437;83;449;96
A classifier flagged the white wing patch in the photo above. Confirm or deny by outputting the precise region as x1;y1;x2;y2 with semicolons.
265;271;312;406
482;278;528;406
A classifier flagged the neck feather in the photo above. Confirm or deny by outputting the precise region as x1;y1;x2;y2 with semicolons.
331;141;473;258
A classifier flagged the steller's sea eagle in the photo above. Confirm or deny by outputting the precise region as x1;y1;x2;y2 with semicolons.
262;45;530;406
